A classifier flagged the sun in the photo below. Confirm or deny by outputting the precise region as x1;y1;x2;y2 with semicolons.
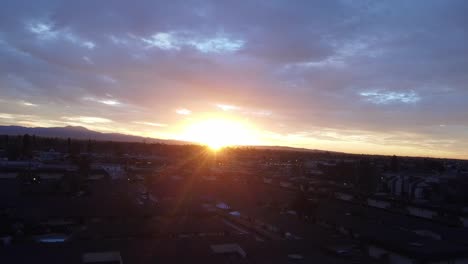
182;119;258;150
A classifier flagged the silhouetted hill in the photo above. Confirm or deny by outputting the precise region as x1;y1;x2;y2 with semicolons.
0;125;188;145
0;125;338;153
243;145;339;153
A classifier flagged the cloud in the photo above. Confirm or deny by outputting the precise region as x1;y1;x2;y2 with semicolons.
142;31;244;53
133;121;168;127
62;116;113;124
360;90;421;104
142;32;179;50
190;37;244;53
82;56;93;64
249;110;273;117
98;75;118;84
83;97;121;106
26;20;96;49
216;104;240;111
99;100;120;106
28;22;57;39
19;101;38;107
1;0;468;158
176;108;192;115
0;113;14;119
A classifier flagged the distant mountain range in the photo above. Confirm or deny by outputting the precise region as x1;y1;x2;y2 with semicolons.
0;125;330;153
0;125;188;145
243;145;331;153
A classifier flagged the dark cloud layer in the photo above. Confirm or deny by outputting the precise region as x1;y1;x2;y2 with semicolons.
1;0;468;158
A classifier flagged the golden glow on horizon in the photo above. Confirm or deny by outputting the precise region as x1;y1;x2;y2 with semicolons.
3;112;464;159
180;118;259;150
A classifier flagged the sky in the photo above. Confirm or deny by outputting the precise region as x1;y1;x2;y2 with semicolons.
0;0;468;159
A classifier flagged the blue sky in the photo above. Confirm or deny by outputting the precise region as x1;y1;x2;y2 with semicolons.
1;0;468;158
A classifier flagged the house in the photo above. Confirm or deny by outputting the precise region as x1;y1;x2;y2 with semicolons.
97;163;125;180
335;192;353;201
367;197;391;209
38;149;63;162
210;243;247;258
315;200;468;263
366;229;468;264
82;251;123;264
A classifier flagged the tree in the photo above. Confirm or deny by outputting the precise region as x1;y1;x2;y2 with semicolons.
77;155;91;178
292;192;308;219
355;159;378;195
32;134;37;149
70;155;91;193
112;142;123;157
86;139;94;153
1;135;8;150
391;155;399;172
21;134;32;158
67;138;71;155
6;140;20;161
